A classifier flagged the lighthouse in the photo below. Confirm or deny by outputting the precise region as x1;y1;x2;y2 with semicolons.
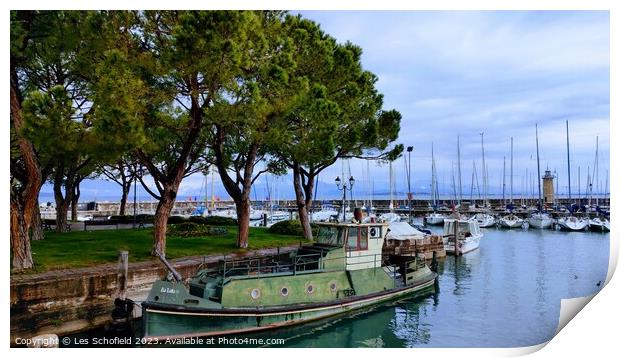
542;169;555;205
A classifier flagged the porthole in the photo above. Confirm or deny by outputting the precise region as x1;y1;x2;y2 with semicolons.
250;288;261;300
306;284;315;294
280;287;289;297
329;282;337;293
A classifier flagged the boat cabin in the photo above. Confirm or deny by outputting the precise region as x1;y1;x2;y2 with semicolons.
314;221;390;270
443;218;481;238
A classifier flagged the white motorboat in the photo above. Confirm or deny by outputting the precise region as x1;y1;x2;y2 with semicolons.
528;212;554;229
556;216;588;231
472;213;495;228
311;206;339;222
425;212;445;225
442;218;483;255
379;212;403;223
499;214;524;229
588;217;610;232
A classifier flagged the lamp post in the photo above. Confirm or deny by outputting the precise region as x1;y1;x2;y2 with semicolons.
406;146;414;223
335;175;355;222
133;168;144;229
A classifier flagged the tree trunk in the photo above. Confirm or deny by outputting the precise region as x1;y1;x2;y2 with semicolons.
11;194;34;270
151;188;177;257
10;82;41;270
71;183;80;221
53;180;73;233
119;184;130;216
235;193;251;248
293;165;313;240
30;200;44;241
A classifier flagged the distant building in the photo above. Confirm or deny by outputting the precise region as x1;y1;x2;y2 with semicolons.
542;169;555;204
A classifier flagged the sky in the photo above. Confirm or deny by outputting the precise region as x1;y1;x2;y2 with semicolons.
40;10;610;204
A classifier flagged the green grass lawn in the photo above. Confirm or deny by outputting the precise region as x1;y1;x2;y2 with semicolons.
28;226;306;273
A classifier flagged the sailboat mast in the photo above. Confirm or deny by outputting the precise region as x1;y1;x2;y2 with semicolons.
389;160;394;212
210;169;215;211
536;124;544;210
502;156;506;206
457;136;462;205
566;120;572;201
431;143;436;207
578;166;581;202
510;136;513;204
480;133;487;207
595;136;599;206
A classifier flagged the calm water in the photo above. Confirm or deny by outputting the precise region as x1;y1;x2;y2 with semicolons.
253;227;609;348
68;226;609;348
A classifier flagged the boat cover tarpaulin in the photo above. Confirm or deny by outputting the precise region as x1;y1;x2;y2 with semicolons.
386;222;426;241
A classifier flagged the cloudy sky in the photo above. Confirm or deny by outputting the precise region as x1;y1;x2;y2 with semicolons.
43;10;610;203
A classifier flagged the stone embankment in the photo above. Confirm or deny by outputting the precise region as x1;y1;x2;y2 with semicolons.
10;246;297;345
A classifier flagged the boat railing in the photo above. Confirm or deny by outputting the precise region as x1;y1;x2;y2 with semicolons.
221;250;423;281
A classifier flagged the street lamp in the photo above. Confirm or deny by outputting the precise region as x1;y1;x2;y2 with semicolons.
133;168;144;229
406;146;414;223
335;175;355;222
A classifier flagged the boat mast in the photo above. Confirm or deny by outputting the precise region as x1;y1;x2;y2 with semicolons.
502;156;506;207
469;162;475;202
210;169;215;211
595;136;599;207
389;160;394;212
480;132;487;208
566;120;572;202
457;135;462;206
587;166;592;207
578;166;581;204
535;124;542;209
510;136;513;205
431;142;437;208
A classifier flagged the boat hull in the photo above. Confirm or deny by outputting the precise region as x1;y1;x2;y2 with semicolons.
557;217;588;231
425;216;444;225
499;217;524;229
528;217;553;229
142;275;437;340
588;219;610;232
443;235;481;255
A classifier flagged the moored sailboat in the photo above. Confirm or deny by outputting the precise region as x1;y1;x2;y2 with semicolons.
424;143;445;225
499;213;524;229
528;124;554;230
588;217;610;232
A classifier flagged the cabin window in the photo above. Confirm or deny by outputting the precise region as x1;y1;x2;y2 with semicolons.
359;228;368;250
250;288;261;300
316;227;344;246
306;284;315;294
346;227;368;251
347;227;359;250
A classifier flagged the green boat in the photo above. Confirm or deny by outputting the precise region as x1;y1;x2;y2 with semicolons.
141;221;438;340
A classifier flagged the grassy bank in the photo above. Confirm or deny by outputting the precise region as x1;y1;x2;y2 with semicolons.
28;226;306;273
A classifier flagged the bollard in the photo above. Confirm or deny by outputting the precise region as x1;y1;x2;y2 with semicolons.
117;250;129;300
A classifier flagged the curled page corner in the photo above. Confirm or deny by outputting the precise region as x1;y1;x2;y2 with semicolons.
555;293;597;336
